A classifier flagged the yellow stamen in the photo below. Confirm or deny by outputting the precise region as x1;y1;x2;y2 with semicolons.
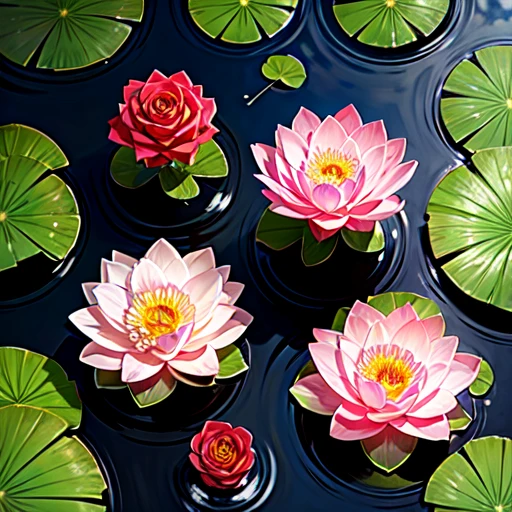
125;287;195;352
307;149;358;186
507;99;512;109
0;491;4;499
240;0;249;5
386;0;396;7
210;436;237;464
59;8;69;17
360;353;414;401
0;212;6;222
495;506;504;512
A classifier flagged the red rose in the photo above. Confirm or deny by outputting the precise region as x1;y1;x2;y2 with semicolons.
189;421;255;489
108;70;218;167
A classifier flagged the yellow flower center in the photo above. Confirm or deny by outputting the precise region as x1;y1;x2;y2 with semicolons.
307;149;358;186
210;436;237;465
124;287;195;352
59;8;69;16
0;212;6;222
0;491;5;499
360;353;414;401
507;98;512;109
386;0;396;7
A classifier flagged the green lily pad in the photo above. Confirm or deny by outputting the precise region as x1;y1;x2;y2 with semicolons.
0;124;80;272
331;307;351;332
361;426;418;473
293;360;317;385
256;208;306;250
0;0;144;71
333;0;450;49
216;345;249;379
301;226;338;266
188;0;299;45
441;45;512;152
0;347;81;428
341;221;385;253
110;146;159;188
367;291;442;320
470;359;494;397
0;405;107;511
262;55;307;88
427;147;512;312
159;166;200;200
94;369;126;390
129;371;177;408
425;436;512;512
447;402;473;431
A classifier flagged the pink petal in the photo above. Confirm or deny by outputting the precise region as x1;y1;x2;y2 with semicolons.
334;104;363;136
351;196;404;221
80;343;123;370
344;218;375;232
331;407;386;441
441;354;481;396
343;301;385;345
390;319;430;362
292;107;321;143
370;160;418;200
255;173;307;207
384;138;406;170
408;389;457;418
356;374;387;409
312;184;341;212
169;345;219;376
429;336;459;368
82;282;99;305
307;220;340;242
380;303;419;339
251;143;279;180
422;315;446;341
276;125;308;171
269;202;313;220
362;321;390;351
216;265;230;284
290;373;343;415
223;282;244;304
352;120;387;155
182;268;223;325
121;352;165;383
170;70;193;88
92;283;131;329
101;259;131;288
193;304;236;339
310;116;347;157
313;328;340;345
334;400;368;421
367;394;417;422
310;214;349;231
391;416;450;441
112;250;137;268
130;258;168;295
361;143;386;178
144;239;189;287
183;247;216;278
156;322;194;359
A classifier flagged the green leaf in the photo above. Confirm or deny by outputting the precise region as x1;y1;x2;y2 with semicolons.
110;146;159;188
293;360;317;384
94;369;125;390
256;208;306;250
159;165;200;200
188;0;298;44
361;426;418;473
0;405;107;510
333;0;450;48
447;402;472;431
216;345;249;379
0;124;80;272
0;0;144;70
368;291;442;320
301;226;338;266
341;222;385;253
427;147;512;312
182;140;228;177
261;55;307;89
0;347;82;429
441;45;512;152
331;307;351;332
470;359;494;397
425;436;512;512
128;372;177;408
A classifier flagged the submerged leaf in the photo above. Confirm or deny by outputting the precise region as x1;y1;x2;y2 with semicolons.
188;0;299;44
341;222;385;253
301;226;338;266
0;0;144;70
256;208;306;250
427;147;512;312
0;124;80;272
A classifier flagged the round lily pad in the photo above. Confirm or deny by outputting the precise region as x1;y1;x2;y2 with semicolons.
0;0;144;71
0;405;107;511
333;0;450;48
0;347;81;428
441;45;512;152
0;124;80;273
427;147;512;312
261;55;306;88
425;436;512;511
188;0;299;44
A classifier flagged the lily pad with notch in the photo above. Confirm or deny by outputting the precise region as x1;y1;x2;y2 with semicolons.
0;0;144;71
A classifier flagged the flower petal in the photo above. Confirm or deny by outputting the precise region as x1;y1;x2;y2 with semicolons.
422;314;446;341
169;345;219;376
290;373;343;415
390;318;430;362
334;104;363;136
182;268;223;324
344;301;386;345
380;303;419;339
101;258;131;288
441;353;481;396
408;389;457;419
121;352;165;383
145;239;189;287
92;283;131;329
309;116;347;156
183;247;216;278
130;258;168;295
276;124;308;171
356;374;387;409
331;406;386;441
80;343;123;370
292;107;321;143
312;184;341;212
391;415;450;441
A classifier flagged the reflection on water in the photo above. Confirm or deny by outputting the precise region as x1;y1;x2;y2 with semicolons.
476;0;512;22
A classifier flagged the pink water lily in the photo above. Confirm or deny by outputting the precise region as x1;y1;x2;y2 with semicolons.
291;301;481;441
69;239;253;393
251;105;418;241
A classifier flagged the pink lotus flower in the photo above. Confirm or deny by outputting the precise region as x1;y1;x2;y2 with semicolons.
69;239;252;393
251;105;418;241
291;301;481;441
190;421;255;489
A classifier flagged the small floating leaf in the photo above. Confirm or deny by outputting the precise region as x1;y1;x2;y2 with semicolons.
341;221;385;253
188;0;299;45
427;147;512;312
301;226;338;266
470;359;494;397
182;140;228;178
261;55;307;88
256;208;306;250
441;45;512;152
0;0;144;70
333;0;450;48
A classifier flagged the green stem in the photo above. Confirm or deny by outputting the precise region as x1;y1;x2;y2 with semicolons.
246;80;277;107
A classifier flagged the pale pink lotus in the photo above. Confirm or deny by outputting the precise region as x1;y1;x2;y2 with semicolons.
251;105;418;241
291;302;481;441
70;239;252;392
